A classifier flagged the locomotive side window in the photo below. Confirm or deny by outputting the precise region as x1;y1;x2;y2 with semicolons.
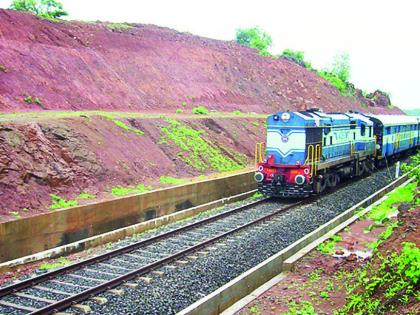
361;124;366;136
324;124;331;135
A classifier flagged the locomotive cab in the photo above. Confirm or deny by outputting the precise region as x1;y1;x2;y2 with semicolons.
255;111;321;197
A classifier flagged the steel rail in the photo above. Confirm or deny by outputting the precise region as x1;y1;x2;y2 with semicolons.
0;198;268;299
31;200;305;315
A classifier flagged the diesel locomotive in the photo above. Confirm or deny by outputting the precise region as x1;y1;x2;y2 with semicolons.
254;109;419;197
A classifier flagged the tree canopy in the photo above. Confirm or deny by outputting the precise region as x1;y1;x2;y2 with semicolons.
10;0;68;19
235;27;272;56
331;52;351;82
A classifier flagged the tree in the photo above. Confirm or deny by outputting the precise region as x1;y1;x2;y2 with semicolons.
10;0;68;19
235;27;272;56
281;49;312;69
331;52;350;82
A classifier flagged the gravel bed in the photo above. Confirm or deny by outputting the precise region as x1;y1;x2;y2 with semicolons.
69;165;399;314
1;294;49;310
0;305;30;315
21;287;69;302
0;195;288;314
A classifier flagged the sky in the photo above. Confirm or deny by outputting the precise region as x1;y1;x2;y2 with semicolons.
1;0;419;110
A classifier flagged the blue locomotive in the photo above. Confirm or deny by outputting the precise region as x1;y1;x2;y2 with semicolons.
254;109;419;197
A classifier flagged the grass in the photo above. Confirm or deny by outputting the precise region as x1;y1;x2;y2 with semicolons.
318;234;342;254
39;257;72;270
107;22;133;31
368;183;416;223
160;119;244;172
192;106;209;115
78;192;96;199
99;112;144;135
111;183;152;197
49;194;78;210
9;211;21;219
159;176;188;186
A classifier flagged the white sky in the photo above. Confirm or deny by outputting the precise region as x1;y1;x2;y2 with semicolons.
1;0;419;110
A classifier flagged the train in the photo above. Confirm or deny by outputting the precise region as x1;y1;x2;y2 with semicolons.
254;109;420;197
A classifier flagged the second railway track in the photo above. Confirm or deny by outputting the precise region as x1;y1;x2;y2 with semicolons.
0;197;306;315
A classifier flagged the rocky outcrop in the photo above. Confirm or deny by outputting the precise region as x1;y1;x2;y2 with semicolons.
0;116;264;218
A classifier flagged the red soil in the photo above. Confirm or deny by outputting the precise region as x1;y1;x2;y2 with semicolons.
0;9;401;114
0;115;263;218
237;204;420;315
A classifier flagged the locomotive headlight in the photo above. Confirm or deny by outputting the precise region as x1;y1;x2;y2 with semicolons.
273;115;280;121
295;175;305;185
254;172;264;182
281;112;291;122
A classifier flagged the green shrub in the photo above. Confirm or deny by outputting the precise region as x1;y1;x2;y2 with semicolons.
34;97;42;106
232;110;242;115
192;106;209;115
10;0;68;19
23;95;33;104
49;194;78;210
176;108;183;113
281;49;312;69
235;27;272;56
319;70;348;94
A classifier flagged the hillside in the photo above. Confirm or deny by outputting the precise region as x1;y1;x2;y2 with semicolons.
0;9;401;114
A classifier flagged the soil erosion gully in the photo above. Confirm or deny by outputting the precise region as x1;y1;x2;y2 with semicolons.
0;198;308;315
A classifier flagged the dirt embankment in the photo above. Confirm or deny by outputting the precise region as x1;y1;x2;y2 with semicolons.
0;9;401;114
0;114;264;219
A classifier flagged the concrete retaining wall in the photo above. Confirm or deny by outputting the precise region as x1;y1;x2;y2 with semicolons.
0;170;256;263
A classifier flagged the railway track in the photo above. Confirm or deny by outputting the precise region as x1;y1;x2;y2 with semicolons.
0;198;307;315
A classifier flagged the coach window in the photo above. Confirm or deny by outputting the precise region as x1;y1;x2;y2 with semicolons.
369;126;372;137
330;136;333;145
361;124;366;136
350;121;356;129
386;127;391;135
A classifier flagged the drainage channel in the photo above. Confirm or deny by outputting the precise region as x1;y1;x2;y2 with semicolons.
0;198;305;315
